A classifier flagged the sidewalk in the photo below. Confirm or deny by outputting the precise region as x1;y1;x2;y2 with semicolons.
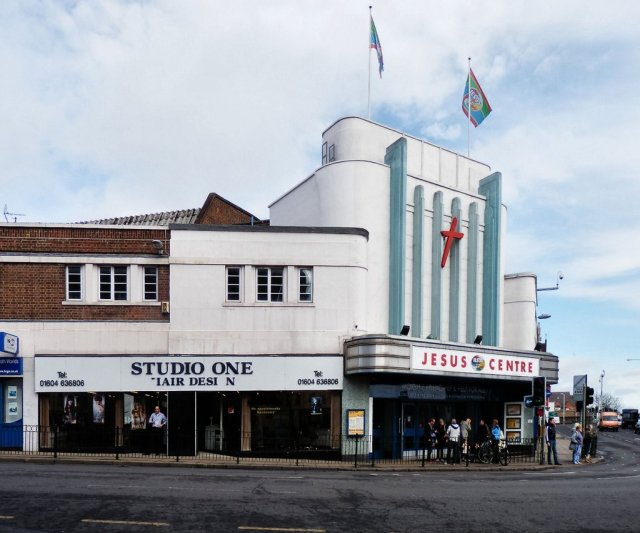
0;435;599;472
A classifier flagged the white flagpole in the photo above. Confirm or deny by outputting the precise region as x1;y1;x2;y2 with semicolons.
467;57;471;158
368;6;372;120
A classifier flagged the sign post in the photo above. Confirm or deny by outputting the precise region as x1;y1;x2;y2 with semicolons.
574;374;588;432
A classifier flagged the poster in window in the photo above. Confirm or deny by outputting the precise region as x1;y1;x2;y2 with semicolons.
7;385;17;399
506;404;521;416
506;431;521;442
506;418;521;430
93;394;105;424
131;396;147;430
63;394;77;425
310;396;323;415
347;409;365;437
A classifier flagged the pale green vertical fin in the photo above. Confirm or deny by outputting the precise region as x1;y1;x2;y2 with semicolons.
448;198;462;342
412;186;424;337
478;172;502;346
466;202;479;343
385;137;407;336
431;191;443;339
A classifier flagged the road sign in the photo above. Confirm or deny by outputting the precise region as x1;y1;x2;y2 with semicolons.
573;374;587;396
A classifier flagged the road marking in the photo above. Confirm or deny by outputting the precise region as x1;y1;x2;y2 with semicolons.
0;516;15;520
238;528;325;532
596;474;640;480
82;519;170;527
522;471;577;475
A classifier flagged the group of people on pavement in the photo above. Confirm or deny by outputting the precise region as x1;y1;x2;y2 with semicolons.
545;418;597;466
569;422;596;464
424;417;503;464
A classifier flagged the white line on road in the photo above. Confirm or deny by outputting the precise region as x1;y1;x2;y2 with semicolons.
238;526;327;533
522;471;577;475
0;516;15;520
82;518;170;527
238;528;325;532
596;474;640;480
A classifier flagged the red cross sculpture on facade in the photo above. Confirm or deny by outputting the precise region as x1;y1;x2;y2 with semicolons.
440;216;464;268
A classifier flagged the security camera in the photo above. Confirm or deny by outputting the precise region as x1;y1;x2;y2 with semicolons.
558;272;564;280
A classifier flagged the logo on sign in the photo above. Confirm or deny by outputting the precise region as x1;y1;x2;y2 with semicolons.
471;355;485;371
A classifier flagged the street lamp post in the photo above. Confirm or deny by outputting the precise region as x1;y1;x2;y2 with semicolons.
561;393;566;425
599;370;605;414
537;271;564;292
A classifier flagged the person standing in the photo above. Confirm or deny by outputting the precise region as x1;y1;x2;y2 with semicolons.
490;419;503;463
446;418;461;464
582;425;594;463
148;405;167;455
460;417;472;460
436;418;446;462
476;418;491;443
571;424;583;464
545;418;561;465
426;418;437;462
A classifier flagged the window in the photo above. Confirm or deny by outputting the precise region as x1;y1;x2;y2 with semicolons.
328;144;335;162
99;266;128;301
143;266;158;301
257;267;284;302
299;267;313;302
66;265;83;300
226;266;242;302
322;142;328;165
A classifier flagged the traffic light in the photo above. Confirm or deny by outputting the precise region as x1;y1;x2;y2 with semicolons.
586;387;595;406
531;376;546;407
576;400;584;412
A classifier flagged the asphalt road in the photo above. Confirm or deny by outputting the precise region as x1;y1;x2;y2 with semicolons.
1;427;639;533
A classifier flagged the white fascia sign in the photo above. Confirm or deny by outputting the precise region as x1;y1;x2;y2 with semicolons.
411;346;539;378
34;355;343;393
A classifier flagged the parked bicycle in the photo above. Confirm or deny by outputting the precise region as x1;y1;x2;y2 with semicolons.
475;439;509;465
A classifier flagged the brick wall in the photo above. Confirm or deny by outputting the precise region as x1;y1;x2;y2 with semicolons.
0;226;170;321
0;226;170;255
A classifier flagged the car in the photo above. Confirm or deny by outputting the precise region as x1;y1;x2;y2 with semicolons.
635;419;640;434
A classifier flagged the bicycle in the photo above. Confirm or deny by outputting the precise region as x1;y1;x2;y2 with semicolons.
476;439;509;465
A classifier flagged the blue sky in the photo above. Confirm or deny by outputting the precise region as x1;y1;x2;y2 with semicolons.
2;1;640;407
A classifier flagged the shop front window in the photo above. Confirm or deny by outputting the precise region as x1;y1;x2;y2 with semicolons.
249;391;333;452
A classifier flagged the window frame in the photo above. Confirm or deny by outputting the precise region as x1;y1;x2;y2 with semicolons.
328;144;335;162
298;267;313;303
98;265;129;301
143;266;158;301
66;265;84;301
256;266;285;303
226;266;243;302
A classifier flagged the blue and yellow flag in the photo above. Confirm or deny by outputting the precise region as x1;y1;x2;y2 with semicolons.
462;68;492;126
370;16;384;78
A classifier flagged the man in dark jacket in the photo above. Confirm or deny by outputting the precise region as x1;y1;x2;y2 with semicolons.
545;418;561;465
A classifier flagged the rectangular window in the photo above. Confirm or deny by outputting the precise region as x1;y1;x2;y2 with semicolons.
322;142;328;165
66;265;83;300
143;266;158;301
299;267;313;302
328;144;335;162
99;266;128;301
256;267;284;302
226;266;242;302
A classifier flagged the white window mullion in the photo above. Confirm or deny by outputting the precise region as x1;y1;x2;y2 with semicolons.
130;265;141;303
